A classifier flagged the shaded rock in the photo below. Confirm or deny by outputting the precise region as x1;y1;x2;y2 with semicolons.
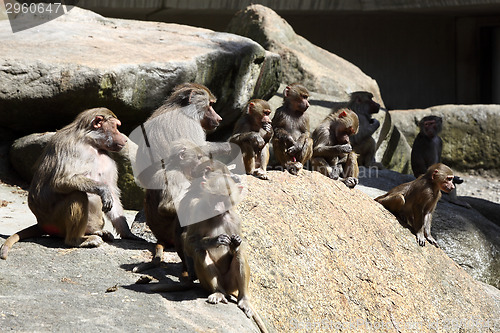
227;4;383;104
373;110;412;173
358;166;500;290
9;132;144;210
238;170;500;332
390;105;500;171
0;7;281;135
9;132;52;182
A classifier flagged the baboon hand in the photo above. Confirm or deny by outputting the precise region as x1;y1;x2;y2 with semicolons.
230;234;242;247
216;234;231;247
262;122;272;133
339;143;353;153
286;145;299;156
98;186;113;212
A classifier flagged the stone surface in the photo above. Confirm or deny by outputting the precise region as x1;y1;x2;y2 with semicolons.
390;105;500;171
239;171;500;332
373;110;413;173
1;158;500;331
227;4;383;104
0;7;281;135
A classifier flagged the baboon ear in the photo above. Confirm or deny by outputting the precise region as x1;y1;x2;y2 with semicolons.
283;86;291;97
91;116;104;129
432;169;439;180
178;147;187;160
248;102;255;114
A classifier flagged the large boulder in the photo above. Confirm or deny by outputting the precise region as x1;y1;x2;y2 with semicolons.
0;7;281;135
227;4;382;104
390;105;500;171
373;110;413;173
240;171;500;331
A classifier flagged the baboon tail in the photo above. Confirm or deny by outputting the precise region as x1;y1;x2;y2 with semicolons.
251;305;270;333
0;224;42;260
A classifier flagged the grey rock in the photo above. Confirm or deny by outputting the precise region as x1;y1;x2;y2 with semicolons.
0;7;281;135
227;4;383;104
390;105;500;171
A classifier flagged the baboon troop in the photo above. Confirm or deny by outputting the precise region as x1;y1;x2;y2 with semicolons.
0;79;468;332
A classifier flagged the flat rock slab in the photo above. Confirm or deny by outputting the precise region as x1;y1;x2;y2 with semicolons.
0;7;280;134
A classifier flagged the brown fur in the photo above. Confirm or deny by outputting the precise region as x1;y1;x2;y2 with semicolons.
1;108;136;259
148;166;268;332
312;108;360;188
271;83;313;175
230;99;273;179
375;163;455;247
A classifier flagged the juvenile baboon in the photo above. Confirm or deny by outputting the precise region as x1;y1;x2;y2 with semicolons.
411;115;443;176
133;140;209;273
149;166;267;332
346;91;381;167
230;99;273;180
411;115;470;208
1;108;137;259
312;108;360;188
271;83;313;175
375;163;455;247
130;83;244;272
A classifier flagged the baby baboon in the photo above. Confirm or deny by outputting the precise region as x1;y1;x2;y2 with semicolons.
312;108;360;188
133;140;209;273
149;166;267;332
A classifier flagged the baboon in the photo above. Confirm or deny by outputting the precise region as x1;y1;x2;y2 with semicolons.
411;115;443;176
230;99;273;180
312;108;360;188
346;91;381;167
271;83;313;175
133;140;209;273
148;166;267;332
131;82;234;190
130;83;244;273
411;115;470;208
375;163;455;247
1;108;137;259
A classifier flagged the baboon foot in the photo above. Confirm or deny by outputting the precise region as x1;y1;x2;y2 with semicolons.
207;292;228;304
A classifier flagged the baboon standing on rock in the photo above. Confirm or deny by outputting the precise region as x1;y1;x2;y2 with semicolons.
271;83;313;175
376;163;455;247
1;108;137;259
